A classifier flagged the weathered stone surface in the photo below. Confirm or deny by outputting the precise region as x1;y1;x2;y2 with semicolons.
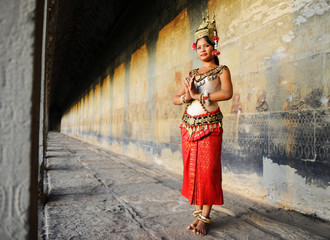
47;169;103;196
211;213;280;240
46;157;83;171
0;0;40;238
41;132;330;239
242;213;325;240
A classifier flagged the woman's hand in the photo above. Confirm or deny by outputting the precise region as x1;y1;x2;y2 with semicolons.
183;76;192;101
172;74;199;105
188;75;199;100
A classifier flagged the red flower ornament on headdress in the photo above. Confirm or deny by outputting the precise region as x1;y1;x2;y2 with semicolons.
213;36;219;42
192;42;196;50
212;50;220;56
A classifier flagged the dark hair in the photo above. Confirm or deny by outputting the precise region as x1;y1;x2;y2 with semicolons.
196;36;219;65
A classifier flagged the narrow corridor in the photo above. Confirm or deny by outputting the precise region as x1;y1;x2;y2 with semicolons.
40;132;330;240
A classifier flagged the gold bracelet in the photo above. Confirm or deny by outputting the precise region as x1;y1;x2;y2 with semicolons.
199;93;204;105
180;94;188;104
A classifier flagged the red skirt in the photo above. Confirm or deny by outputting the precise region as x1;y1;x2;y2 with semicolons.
180;109;224;205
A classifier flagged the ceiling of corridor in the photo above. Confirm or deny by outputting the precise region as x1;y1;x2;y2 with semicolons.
46;0;158;117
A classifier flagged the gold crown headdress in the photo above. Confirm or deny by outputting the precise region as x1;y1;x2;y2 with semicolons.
192;13;220;56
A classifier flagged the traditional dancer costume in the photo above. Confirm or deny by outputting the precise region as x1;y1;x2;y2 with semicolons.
180;15;227;206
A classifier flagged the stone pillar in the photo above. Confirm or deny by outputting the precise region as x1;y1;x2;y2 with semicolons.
0;0;44;239
38;0;48;204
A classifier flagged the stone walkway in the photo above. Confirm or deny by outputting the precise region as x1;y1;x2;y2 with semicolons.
39;132;330;240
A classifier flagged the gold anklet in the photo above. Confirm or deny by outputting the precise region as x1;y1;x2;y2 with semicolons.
198;214;212;224
193;210;202;217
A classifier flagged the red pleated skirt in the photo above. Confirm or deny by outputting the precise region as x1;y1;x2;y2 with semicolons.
180;109;224;205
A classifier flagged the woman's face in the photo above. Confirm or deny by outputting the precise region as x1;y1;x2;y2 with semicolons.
196;38;214;62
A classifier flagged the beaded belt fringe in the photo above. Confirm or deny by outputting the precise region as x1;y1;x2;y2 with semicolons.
181;110;223;139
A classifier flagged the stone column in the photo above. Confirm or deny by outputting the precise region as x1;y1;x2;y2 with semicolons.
0;0;44;239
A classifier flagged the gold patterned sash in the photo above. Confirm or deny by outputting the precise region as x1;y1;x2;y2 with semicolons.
182;110;223;127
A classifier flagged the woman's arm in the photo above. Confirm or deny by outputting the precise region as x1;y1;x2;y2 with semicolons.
189;67;233;102
172;84;186;105
209;67;233;101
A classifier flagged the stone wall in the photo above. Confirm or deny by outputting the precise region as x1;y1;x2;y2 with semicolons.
0;0;42;239
61;0;330;220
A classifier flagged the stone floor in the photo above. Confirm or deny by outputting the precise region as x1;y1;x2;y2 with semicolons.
39;132;330;240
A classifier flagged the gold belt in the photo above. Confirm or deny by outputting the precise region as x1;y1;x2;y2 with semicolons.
182;111;223;127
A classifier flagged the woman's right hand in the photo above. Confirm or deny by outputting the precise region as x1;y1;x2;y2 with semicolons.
183;76;192;101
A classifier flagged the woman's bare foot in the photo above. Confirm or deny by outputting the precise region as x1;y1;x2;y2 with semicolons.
187;217;199;230
193;221;208;236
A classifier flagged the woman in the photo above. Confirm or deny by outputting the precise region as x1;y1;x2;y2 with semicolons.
173;15;233;236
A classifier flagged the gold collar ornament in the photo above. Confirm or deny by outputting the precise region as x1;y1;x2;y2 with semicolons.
192;13;220;56
189;65;228;83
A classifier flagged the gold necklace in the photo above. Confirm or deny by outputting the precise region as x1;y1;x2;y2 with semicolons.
190;65;226;82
